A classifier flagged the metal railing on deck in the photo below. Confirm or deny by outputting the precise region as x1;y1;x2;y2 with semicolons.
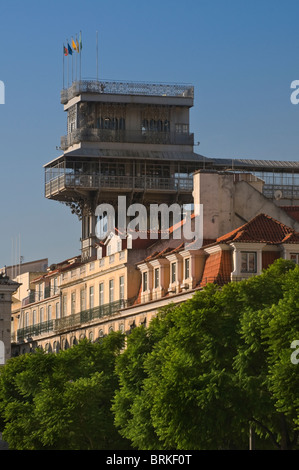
61;79;194;103
45;173;193;197
60;128;194;150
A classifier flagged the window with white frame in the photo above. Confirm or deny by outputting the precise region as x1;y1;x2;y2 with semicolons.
142;272;148;292
37;283;43;301
71;292;76;314
99;282;104;306
47;305;52;321
62;295;67;317
33;310;37;325
109;279;114;303
55;302;60;319
80;288;86;311
40;307;44;323
119;276;124;300
89;286;94;308
53;277;58;294
184;258;190;279
154;268;160;289
241;252;257;273
171;262;177;283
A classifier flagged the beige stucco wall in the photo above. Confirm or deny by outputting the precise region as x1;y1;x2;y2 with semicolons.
193;171;299;240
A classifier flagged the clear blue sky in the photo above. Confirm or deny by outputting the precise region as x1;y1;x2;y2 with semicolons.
1;0;299;268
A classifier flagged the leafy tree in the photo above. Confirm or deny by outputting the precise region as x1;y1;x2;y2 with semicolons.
113;259;299;450
112;310;174;450
0;332;130;450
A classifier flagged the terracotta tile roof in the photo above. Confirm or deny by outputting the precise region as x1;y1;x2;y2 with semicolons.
32;255;82;282
139;238;216;264
199;213;299;288
200;250;232;287
143;242;186;262
215;213;299;245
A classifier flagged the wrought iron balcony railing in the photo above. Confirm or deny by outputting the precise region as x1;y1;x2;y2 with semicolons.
53;298;134;333
45;173;193;198
17;320;54;341
60;128;194;150
21;288;59;306
16;299;136;342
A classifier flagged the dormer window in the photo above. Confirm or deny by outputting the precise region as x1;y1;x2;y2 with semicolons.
241;252;257;273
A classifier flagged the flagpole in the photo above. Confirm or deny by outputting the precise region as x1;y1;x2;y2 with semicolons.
75;35;78;81
96;30;98;81
63;44;65;89
72;37;74;83
67;39;69;87
80;31;82;82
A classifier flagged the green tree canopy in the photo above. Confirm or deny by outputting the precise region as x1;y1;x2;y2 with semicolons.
0;332;130;450
113;259;299;450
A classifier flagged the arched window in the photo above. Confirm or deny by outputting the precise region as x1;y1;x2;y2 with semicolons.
89;331;94;342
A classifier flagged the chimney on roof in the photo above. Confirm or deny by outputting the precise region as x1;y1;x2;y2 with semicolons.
193;170;236;240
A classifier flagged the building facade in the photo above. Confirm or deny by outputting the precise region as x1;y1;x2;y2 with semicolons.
9;75;299;355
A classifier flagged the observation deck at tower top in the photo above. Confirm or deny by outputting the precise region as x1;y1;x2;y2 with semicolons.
60;79;194;105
